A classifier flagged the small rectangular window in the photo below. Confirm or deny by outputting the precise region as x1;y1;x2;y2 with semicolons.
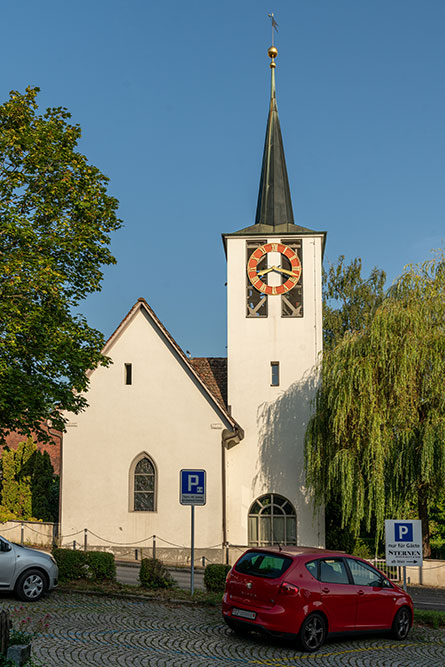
271;362;279;386
124;363;132;385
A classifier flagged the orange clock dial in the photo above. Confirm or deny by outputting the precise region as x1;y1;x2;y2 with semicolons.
247;243;302;295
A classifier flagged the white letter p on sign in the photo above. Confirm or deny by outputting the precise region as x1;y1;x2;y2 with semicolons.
188;475;199;492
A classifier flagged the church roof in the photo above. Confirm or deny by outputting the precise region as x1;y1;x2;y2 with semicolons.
190;358;227;410
102;299;241;440
223;46;326;246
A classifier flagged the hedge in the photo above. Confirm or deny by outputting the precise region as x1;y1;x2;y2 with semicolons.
204;564;231;592
53;549;116;583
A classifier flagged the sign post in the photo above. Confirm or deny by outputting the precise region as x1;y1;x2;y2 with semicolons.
180;469;206;595
385;520;423;591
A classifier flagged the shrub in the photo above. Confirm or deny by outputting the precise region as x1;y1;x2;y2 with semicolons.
139;558;174;589
53;549;116;583
204;564;231;592
52;549;88;582
86;551;116;582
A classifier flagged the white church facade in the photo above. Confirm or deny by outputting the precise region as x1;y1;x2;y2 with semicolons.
60;46;326;562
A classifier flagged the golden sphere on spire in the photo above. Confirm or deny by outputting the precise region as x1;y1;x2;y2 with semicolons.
268;46;278;59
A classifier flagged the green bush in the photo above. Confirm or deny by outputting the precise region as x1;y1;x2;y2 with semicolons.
139;558;174;589
53;549;116;582
52;548;88;582
204;564;231;592
86;551;116;582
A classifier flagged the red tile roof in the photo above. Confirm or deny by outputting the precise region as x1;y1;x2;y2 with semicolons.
190;358;227;410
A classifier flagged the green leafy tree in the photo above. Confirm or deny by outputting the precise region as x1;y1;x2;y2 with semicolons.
0;87;121;440
0;437;56;521
323;256;386;349
30;449;54;521
1;438;34;517
307;252;445;557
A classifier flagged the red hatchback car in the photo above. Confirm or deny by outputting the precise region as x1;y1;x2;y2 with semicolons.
222;547;413;651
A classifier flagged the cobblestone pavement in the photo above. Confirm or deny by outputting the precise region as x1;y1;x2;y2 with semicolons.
3;592;445;666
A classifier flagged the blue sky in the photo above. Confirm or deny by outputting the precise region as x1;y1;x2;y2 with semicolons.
2;1;444;356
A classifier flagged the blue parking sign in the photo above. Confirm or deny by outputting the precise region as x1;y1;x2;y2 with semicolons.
180;469;206;506
394;522;413;542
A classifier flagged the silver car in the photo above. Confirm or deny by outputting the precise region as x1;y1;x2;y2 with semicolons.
0;536;58;602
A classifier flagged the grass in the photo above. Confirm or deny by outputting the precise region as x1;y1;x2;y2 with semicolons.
414;609;445;629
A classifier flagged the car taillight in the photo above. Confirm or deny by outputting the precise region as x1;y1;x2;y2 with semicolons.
278;581;300;596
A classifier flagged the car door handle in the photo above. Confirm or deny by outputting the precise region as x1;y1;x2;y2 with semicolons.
322;587;330;593
358;590;364;595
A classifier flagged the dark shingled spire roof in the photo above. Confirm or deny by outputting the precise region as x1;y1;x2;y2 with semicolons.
224;46;318;238
254;52;294;229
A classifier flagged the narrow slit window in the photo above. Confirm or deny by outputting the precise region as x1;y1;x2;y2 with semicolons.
124;363;132;385
271;362;279;386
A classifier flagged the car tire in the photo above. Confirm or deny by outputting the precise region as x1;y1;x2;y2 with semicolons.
15;569;47;602
391;606;411;640
299;613;326;652
225;619;250;636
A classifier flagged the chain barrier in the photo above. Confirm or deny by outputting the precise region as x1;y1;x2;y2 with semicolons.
85;531;155;546
3;521;225;553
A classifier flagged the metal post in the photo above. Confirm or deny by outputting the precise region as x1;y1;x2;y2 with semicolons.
153;535;156;561
135;549;138;561
73;540;76;550
20;523;24;545
403;566;407;591
84;528;87;552
191;505;195;596
202;556;205;568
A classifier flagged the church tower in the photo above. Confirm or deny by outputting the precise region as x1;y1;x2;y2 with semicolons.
223;46;326;549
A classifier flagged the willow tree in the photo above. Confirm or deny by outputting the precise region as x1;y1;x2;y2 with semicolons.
306;253;445;556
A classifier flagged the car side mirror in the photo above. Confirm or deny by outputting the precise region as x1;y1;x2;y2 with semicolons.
0;541;11;552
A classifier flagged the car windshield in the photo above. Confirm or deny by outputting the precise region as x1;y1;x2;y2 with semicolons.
235;552;292;579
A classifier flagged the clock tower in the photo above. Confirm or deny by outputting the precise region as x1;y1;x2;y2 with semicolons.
223;46;326;549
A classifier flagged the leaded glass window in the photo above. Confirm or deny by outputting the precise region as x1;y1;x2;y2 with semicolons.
248;493;297;546
134;457;155;511
281;239;303;317
246;240;268;317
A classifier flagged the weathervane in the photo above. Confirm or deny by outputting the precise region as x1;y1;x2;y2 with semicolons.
268;12;279;46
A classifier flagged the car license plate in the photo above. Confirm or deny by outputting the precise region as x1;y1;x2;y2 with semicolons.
232;608;256;620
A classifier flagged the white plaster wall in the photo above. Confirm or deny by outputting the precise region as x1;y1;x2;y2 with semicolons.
226;235;325;547
61;307;228;550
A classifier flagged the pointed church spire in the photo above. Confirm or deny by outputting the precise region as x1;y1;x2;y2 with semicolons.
255;46;295;228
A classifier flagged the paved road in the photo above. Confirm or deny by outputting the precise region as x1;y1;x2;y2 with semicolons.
408;585;445;612
117;562;205;591
2;592;444;666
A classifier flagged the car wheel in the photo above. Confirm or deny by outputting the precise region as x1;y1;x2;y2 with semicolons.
391;606;411;640
299;613;326;652
225;619;250;636
15;569;47;602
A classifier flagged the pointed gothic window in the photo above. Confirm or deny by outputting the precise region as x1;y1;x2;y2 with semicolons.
131;455;156;512
248;493;296;546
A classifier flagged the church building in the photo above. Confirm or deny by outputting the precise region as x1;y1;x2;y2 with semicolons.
60;46;326;562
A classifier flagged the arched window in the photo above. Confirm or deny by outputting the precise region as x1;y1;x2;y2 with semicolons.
248;494;296;546
131;455;156;512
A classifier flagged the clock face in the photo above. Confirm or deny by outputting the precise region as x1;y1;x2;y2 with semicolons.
247;242;302;295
